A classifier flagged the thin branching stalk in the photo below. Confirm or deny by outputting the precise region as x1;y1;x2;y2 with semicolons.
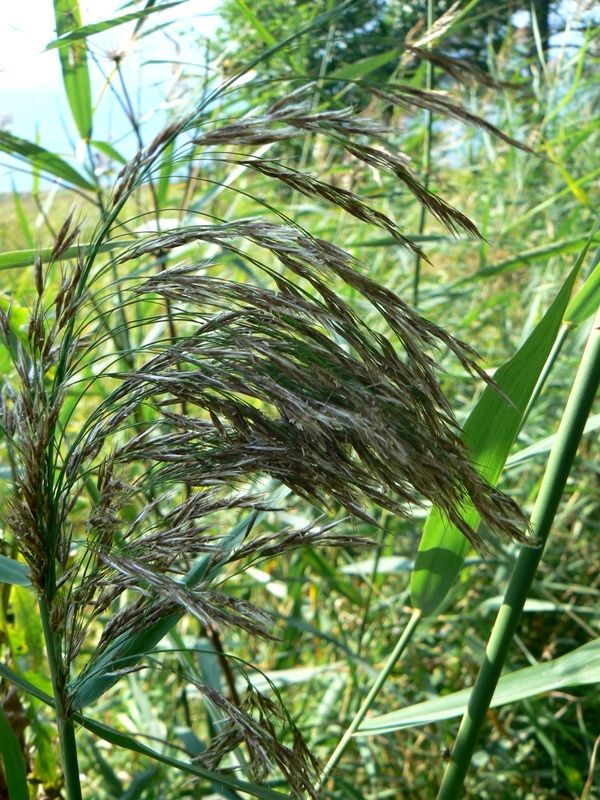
317;609;423;791
437;308;600;799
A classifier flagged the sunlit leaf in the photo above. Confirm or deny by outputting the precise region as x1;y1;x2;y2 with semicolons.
565;254;600;327
329;49;400;81
53;0;93;140
46;1;188;48
358;638;600;734
0;132;95;191
411;237;593;615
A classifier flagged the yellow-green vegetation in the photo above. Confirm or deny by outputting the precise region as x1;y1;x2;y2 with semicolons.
0;2;598;799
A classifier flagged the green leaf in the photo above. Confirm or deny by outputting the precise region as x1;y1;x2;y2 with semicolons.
156;140;176;207
46;1;187;48
329;49;400;81
53;0;93;140
231;0;276;47
70;496;283;708
0;664;281;799
90;140;128;165
0;555;31;587
0;132;95;191
89;740;124;797
0;240;136;271
0;705;29;800
565;253;600;327
119;767;160;800
411;237;592;615
506;414;600;469
357;638;600;735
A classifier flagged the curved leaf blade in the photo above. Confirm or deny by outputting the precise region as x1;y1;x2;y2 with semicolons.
0;132;95;191
53;0;93;140
565;252;600;327
357;638;600;735
0;705;29;800
81;716;287;799
0;555;31;587
0;241;136;271
411;236;593;615
46;1;187;48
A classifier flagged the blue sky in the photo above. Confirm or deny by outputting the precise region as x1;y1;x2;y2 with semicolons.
0;0;221;193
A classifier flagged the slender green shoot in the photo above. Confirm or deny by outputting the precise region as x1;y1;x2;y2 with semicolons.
317;608;423;791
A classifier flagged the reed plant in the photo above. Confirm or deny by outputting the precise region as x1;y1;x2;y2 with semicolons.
0;2;598;798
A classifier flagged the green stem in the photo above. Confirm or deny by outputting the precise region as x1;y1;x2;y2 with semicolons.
317;608;422;791
412;0;434;308
437;310;600;799
39;596;82;800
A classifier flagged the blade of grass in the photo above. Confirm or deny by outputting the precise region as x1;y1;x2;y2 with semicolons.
230;0;276;47
0;132;95;191
80;716;287;800
411;233;593;615
46;1;187;49
357;637;600;734
436;306;600;798
0;241;136;271
0;556;31;587
316;609;422;790
0;663;282;799
565;253;600;326
448;235;600;286
412;0;434;308
10;183;34;248
71;505;270;708
329;49;401;81
0;705;29;800
53;0;93;141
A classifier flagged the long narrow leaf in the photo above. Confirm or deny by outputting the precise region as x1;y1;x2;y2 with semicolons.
411;237;593;615
358;638;600;734
0;706;29;800
71;506;271;708
452;235;600;285
0;555;31;587
53;0;93;140
80;716;287;800
46;1;187;48
329;49;401;81
0;132;95;191
231;0;276;46
0;241;136;270
0;664;283;799
565;253;600;326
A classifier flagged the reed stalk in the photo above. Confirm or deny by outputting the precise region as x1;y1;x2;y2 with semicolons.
39;596;82;800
